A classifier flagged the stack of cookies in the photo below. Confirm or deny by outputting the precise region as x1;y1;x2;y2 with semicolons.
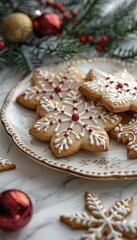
17;64;137;159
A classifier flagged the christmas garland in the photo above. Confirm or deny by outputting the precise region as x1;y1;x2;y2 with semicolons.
0;0;137;74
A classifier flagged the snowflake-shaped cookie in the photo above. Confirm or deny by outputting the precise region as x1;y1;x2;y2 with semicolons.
79;69;137;113
60;192;137;240
17;65;83;109
110;114;137;159
29;91;121;157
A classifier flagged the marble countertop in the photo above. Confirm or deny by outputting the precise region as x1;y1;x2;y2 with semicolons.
1;67;137;240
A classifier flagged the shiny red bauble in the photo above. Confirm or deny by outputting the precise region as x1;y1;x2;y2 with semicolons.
34;13;62;37
0;189;32;231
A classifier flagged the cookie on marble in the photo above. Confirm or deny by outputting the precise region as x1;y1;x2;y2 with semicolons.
110;114;137;159
79;69;137;113
17;65;83;110
29;90;121;158
0;158;16;172
60;192;137;240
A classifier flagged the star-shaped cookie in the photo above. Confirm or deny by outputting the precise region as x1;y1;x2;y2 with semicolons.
110;114;137;159
17;65;83;109
79;69;137;113
29;90;121;158
60;192;137;240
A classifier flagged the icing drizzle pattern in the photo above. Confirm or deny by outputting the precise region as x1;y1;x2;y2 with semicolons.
0;158;13;166
23;65;82;102
34;91;119;154
60;192;137;240
84;69;137;106
114;114;137;153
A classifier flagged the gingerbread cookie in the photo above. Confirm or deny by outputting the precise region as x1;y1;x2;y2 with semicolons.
110;114;137;159
29;91;121;158
17;65;83;110
79;69;137;113
60;192;137;240
0;158;16;172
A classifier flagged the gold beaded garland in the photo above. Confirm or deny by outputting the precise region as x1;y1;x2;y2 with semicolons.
2;13;33;43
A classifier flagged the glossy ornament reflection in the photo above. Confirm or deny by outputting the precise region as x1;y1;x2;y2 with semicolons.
0;189;32;231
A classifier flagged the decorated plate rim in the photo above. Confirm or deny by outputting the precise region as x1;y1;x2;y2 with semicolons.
1;57;137;181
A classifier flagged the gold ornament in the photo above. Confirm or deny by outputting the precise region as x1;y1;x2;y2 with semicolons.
2;13;33;43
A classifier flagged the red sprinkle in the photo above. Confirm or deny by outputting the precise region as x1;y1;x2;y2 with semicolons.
73;107;78;111
68;128;72;131
50;95;54;99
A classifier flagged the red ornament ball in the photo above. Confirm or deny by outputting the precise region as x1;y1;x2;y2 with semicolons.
34;13;62;37
0;189;32;231
0;41;5;49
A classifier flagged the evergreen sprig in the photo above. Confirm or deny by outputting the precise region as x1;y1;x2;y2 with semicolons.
0;0;137;74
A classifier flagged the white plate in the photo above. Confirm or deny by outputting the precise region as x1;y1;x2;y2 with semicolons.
1;58;137;180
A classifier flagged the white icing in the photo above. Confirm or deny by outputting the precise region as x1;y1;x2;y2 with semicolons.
23;66;82;102
61;193;137;240
114;114;137;153
83;68;137;107
0;158;12;166
34;91;120;153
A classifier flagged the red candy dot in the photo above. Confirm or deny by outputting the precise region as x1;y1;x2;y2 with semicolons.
50;95;54;99
64;133;69;137
83;124;87;128
106;77;110;80
73;100;78;103
54;86;62;93
54;107;57;111
89;116;93;120
98;115;101;119
72;113;79;121
58;119;62;123
105;84;109;88
89;129;92;133
50;121;53;125
86;109;89;112
116;83;123;89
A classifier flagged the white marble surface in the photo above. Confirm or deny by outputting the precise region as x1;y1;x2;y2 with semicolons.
0;66;137;240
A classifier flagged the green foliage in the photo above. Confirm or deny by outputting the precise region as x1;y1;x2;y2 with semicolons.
0;0;137;74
